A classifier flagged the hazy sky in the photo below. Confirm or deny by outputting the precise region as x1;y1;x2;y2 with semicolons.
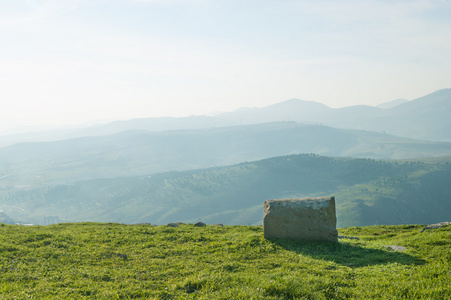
1;0;450;134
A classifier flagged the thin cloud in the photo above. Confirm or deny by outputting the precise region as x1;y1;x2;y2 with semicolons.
0;0;100;26
130;0;205;4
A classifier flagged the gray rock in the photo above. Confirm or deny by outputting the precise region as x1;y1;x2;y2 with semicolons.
383;245;407;251
167;223;179;227
421;221;451;232
115;253;128;259
263;196;338;242
194;222;206;227
338;235;360;240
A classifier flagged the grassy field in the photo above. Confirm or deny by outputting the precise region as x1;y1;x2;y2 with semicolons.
0;222;450;299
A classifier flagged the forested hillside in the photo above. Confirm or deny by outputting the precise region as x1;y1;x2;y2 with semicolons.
2;154;450;227
1;122;450;189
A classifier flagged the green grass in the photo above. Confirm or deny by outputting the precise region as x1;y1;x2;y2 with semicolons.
0;223;450;299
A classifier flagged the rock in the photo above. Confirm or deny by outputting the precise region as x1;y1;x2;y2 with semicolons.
115;253;128;259
263;196;338;242
420;221;451;232
194;222;206;227
167;223;179;227
338;235;360;240
213;223;224;227
383;245;407;251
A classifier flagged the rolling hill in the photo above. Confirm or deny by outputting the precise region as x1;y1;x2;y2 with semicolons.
2;154;450;227
214;89;451;142
0;89;449;229
74;88;451;142
0;89;449;148
1;122;450;189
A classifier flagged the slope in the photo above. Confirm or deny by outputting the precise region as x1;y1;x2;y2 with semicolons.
1;89;449;148
1;154;450;227
1;122;450;190
0;223;450;299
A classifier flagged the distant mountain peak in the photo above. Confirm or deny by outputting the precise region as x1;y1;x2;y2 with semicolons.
267;98;330;109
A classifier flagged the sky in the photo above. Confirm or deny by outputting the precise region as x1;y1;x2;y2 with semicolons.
1;0;450;134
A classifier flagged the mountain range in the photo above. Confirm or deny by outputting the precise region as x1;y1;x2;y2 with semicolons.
0;88;450;226
0;88;450;148
81;88;451;142
216;88;451;142
0;122;450;189
1;154;450;227
64;88;449;142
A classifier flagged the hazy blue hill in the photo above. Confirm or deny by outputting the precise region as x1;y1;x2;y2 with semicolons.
87;89;451;142
71;115;236;137
377;98;409;109
214;99;331;125
0;116;236;148
396;88;450;110
1;122;450;189
321;105;385;131
0;211;15;224
323;89;451;141
1;154;450;227
1;89;449;147
385;88;451;141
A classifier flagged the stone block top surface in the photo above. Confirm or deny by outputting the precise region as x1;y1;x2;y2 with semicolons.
264;197;334;210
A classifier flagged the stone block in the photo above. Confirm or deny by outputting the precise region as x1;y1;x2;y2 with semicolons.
263;196;338;242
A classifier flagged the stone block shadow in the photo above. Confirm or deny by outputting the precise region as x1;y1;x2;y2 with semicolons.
268;238;426;268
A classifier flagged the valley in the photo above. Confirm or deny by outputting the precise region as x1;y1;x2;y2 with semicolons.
1;154;450;227
0;89;450;227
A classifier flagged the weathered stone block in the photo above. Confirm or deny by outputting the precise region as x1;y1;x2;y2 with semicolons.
263;196;338;242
